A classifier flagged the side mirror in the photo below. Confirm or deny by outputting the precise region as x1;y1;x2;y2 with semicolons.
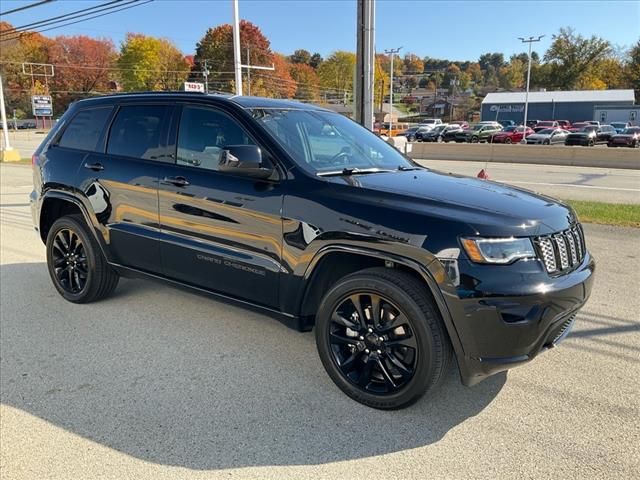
219;145;273;179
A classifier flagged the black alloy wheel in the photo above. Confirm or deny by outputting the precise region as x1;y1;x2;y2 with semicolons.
46;215;119;303
328;293;417;395
51;228;88;294
315;268;451;409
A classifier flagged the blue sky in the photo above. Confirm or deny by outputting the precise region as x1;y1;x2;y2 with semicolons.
2;0;639;61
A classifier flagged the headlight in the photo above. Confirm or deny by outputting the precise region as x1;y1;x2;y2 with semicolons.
460;237;536;264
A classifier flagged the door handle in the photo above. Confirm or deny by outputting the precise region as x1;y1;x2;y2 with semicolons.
163;176;190;187
83;162;104;171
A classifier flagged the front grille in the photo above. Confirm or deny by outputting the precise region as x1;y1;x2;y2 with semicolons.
535;224;586;274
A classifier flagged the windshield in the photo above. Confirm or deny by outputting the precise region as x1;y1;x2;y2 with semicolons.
432;125;446;133
580;126;597;132
622;127;640;134
503;126;517;132
538;128;554;134
251;108;417;175
611;123;626;128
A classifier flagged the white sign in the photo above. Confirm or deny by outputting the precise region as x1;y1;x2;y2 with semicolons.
184;82;205;93
490;104;525;113
31;95;53;116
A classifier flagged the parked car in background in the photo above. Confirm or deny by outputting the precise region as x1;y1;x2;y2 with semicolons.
535;121;559;129
526;120;540;128
440;124;466;142
402;126;421;142
419;124;464;142
416;124;446;142
607;127;640;148
526;128;569;145
565;125;616;146
532;126;549;133
610;122;630;134
379;122;410;137
452;120;469;129
586;121;600;126
568;122;590;132
418;118;443;129
455;123;502;143
498;120;516;128
491;126;534;143
556;120;571;130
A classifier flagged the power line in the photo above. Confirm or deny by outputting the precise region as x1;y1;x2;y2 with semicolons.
1;1;154;43
0;0;54;16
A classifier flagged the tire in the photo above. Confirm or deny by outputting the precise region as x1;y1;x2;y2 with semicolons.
437;135;443;143
46;214;119;303
543;139;550;145
505;137;512;144
470;136;479;143
315;267;452;410
588;140;595;147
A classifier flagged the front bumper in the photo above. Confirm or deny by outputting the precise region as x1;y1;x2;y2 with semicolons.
440;252;595;386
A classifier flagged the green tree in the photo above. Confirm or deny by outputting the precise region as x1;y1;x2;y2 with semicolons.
317;51;356;95
118;33;189;91
289;49;311;65
309;53;323;69
624;40;640;98
499;57;526;89
543;27;611;89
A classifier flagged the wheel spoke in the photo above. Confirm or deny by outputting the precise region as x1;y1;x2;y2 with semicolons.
73;270;82;291
376;357;397;389
357;357;374;387
339;350;362;373
331;311;358;330
58;231;70;251
386;352;413;379
349;294;367;328
370;294;381;329
53;237;66;255
386;332;418;350
53;257;66;268
329;331;358;346
378;313;408;333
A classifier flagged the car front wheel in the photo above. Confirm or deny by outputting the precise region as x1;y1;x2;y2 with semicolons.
46;214;119;303
315;267;451;409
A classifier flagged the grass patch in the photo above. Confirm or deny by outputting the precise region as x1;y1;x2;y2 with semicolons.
565;200;640;228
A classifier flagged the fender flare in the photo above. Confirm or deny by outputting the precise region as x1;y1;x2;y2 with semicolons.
39;189;112;262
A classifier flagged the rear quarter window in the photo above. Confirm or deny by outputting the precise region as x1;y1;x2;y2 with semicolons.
57;107;113;152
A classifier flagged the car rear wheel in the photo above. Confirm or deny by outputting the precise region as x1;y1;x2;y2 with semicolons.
505;137;512;144
315;267;451;409
471;136;479;143
588;139;595;147
46;214;119;303
543;139;550;145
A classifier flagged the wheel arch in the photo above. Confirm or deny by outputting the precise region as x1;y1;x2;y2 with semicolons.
39;191;111;261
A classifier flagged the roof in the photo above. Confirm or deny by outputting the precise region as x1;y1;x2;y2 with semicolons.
74;92;328;111
482;89;636;105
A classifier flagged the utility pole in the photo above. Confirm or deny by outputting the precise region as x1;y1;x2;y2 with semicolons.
384;47;401;134
232;0;242;95
354;0;375;129
246;46;251;96
518;34;544;142
203;59;210;93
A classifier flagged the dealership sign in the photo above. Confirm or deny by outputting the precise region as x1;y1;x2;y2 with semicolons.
31;95;53;116
490;104;525;113
184;82;205;93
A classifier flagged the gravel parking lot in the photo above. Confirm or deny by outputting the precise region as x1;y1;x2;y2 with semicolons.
1;163;639;479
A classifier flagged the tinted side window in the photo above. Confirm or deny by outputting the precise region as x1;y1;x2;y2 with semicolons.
107;105;168;160
176;106;256;171
58;107;112;152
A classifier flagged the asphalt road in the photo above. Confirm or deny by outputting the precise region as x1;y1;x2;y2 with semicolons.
1;163;639;479
415;159;640;204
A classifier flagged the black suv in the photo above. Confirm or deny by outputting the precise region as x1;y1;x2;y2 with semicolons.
31;93;594;409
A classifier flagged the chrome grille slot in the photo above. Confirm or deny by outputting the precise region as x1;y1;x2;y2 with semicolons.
535;224;586;275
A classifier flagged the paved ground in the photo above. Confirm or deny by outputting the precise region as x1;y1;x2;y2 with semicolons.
1;163;639;479
415;159;640;204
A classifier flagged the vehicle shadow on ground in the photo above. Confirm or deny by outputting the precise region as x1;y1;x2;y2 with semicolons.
1;262;506;470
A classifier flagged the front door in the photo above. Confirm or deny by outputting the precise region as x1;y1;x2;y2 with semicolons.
156;104;283;308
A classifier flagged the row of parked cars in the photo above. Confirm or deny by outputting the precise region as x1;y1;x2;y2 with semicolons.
402;119;640;148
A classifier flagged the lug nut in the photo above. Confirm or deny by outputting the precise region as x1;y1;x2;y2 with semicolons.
368;328;373;333
359;336;364;340
376;349;382;355
365;348;370;354
379;336;384;342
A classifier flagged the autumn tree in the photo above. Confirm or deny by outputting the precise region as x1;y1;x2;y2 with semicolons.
543;27;611;90
289;49;311;65
289;62;320;101
499;56;526;90
118;33;190;91
374;54;390;109
194;20;273;94
318;51;356;98
403;53;423;74
625;40;640;99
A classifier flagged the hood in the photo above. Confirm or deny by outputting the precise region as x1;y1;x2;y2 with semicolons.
612;133;637;139
325;169;575;237
568;131;594;137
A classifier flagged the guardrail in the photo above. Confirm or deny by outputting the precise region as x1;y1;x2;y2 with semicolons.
405;142;640;170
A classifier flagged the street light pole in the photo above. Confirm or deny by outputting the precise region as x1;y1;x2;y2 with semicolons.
518;35;544;142
384;47;401;135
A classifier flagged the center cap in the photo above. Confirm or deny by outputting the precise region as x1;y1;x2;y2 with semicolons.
365;332;382;348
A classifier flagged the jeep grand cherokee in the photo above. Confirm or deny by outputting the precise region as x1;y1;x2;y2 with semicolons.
31;93;594;409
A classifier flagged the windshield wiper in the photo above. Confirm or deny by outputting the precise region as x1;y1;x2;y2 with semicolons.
317;167;395;177
397;165;421;171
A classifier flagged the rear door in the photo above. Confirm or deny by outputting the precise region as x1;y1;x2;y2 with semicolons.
78;102;172;273
156;103;283;308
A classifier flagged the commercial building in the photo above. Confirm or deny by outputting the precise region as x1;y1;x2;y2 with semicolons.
481;89;636;124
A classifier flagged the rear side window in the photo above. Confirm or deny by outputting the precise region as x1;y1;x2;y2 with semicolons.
107;105;168;160
58;107;112;152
